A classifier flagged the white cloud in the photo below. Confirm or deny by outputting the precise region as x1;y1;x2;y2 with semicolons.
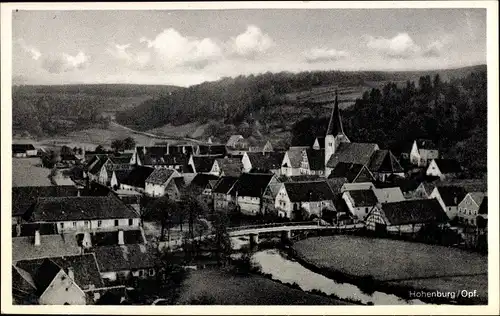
106;43;151;69
42;51;90;73
230;25;273;58
139;28;223;69
422;40;445;57
16;39;41;60
304;47;349;63
366;33;421;59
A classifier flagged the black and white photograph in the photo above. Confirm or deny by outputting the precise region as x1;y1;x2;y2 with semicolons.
1;1;498;314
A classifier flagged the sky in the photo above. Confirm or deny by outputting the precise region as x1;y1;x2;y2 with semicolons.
11;8;487;87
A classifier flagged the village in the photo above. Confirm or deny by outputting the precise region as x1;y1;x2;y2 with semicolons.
10;92;488;306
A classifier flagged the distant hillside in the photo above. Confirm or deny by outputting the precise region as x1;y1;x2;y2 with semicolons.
115;65;486;133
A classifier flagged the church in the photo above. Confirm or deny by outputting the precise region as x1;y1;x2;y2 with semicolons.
317;92;405;182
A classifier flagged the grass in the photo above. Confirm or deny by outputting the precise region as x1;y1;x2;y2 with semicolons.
147;122;210;139
292;235;488;304
176;268;349;305
12;158;52;187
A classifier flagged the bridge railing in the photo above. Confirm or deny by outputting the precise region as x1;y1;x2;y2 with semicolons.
227;221;318;232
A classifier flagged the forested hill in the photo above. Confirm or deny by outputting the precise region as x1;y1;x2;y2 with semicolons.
115;64;486;130
292;70;487;173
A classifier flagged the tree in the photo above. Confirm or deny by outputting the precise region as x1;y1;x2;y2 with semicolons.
145;196;178;242
180;189;210;239
111;139;125;152
123;137;136;150
211;211;232;266
95;145;106;154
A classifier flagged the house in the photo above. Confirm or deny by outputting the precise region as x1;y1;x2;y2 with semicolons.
325;178;348;195
275;181;336;219
426;159;462;180
325;142;379;177
409;139;439;167
13;253;108;305
248;139;273;153
98;163;134;186
117;166;155;192
342;189;378;221
368;150;405;181
87;156;112;183
261;183;283;217
457;192;487;227
341;182;375;193
328;162;375;183
281;146;309;177
225;135;249;155
210;158;243;177
232;173;279;215
144;168;183;198
189;173;220;206
429;186;468;220
168;143;196;156
110;152;134;165
22;194;141;237
300;148;326;176
372;187;406;204
242;152;285;174
366;199;448;234
413;181;438;199
376;178;421;199
110;170;132;190
13;144;38;158
188;155;219;174
212;176;239;212
93;244;159;283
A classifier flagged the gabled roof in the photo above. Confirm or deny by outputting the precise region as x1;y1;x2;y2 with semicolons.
233;173;275;197
88;157;109;175
372;187;405;203
197;144;227;156
192;156;218;173
215;158;243;177
112;169;133;183
379;199;448;226
368;150;404;173
265;183;283;199
121;166;155;188
436;179;487;192
136;146;169;158
468;192;487;206
212;176;239;194
189;173;220;189
432;159;462;174
93;244;158;272
25;194;139;222
145;168;178;185
325;178;348;194
346;189;378;207
12;234;81;261
247;152;285;172
109;154;133;164
12;186;81;217
305;149;325;171
329;162;374;183
105;164;134;176
12;265;37;294
284;181;335;202
34;259;62;295
434;186;468;206
326;92;345;137
326;142;379;168
284;147;308;168
313;137;325;149
12;144;36;153
14;253;104;292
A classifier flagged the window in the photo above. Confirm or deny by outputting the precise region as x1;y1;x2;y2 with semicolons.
138;270;144;277
72;222;77;227
129;219;134;226
149;269;155;276
365;207;369;214
84;221;89;227
97;220;102;227
60;223;64;229
114;219;119;227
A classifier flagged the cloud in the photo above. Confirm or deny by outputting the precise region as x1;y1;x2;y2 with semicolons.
366;33;421;59
230;25;273;58
16;39;41;60
106;43;151;69
422;40;445;57
42;51;90;73
139;28;223;69
303;47;349;63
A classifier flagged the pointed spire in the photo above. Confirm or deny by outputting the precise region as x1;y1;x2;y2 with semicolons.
326;90;344;137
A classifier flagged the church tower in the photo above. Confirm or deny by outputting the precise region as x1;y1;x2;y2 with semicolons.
324;91;350;171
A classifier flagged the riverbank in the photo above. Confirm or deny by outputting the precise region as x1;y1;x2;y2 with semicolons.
291;236;487;305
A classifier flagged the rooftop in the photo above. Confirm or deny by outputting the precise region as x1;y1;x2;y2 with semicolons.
380;199;448;226
284;181;335;202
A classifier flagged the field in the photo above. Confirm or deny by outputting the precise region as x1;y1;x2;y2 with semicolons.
176;268;348;305
12;158;52;187
147;122;210;139
293;236;488;302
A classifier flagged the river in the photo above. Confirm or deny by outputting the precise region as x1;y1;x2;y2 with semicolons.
231;237;426;305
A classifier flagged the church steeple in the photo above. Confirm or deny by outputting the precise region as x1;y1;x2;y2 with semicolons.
326;90;344;137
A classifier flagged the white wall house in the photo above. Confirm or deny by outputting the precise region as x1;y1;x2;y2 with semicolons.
38;269;86;305
410;140;439;167
342;190;378;221
144;169;182;197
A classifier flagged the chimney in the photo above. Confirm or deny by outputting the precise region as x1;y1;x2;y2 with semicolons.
34;230;41;246
118;230;124;245
143;146;147;155
67;267;75;280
